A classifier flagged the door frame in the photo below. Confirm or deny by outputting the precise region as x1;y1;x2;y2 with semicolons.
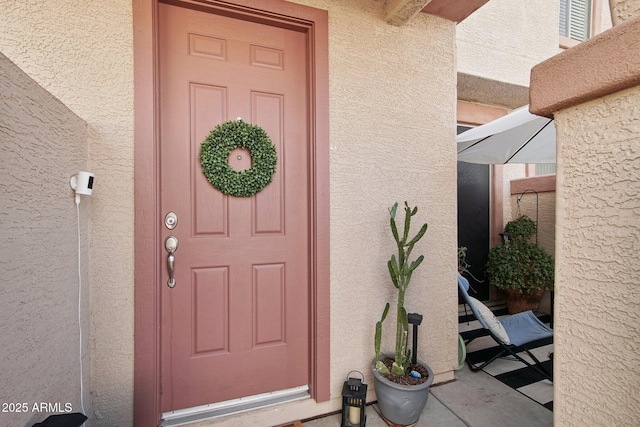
133;1;330;425
457;101;508;299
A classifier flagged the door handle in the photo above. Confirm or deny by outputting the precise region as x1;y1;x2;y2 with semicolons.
165;235;179;288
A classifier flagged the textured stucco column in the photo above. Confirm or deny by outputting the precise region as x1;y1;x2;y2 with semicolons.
530;13;640;427
608;0;640;26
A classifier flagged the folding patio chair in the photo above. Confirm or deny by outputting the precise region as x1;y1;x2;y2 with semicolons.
458;273;553;381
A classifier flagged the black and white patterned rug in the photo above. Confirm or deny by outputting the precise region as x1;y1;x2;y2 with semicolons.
459;301;554;411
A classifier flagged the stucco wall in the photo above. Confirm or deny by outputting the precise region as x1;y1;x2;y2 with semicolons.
0;52;89;426
295;0;457;380
457;0;559;87
456;0;612;109
0;1;135;425
609;0;640;25
0;0;457;425
455;0;559;108
554;86;640;425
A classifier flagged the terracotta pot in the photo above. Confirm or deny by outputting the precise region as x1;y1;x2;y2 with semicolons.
505;288;545;314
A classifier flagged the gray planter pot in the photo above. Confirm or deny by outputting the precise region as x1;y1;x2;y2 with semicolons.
371;359;434;425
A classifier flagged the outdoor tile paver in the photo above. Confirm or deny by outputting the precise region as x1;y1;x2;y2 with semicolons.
429;367;552;427
301;391;466;427
302;366;552;427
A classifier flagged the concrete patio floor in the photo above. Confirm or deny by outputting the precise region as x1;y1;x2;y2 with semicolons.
301;365;552;427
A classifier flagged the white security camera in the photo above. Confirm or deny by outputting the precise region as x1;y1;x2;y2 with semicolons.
70;171;95;202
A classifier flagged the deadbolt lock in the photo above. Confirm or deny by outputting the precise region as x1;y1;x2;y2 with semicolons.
165;212;178;230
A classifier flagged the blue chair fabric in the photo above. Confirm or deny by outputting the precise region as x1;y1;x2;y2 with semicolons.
458;273;553;380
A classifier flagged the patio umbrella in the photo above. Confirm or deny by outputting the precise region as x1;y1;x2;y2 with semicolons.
457;105;556;164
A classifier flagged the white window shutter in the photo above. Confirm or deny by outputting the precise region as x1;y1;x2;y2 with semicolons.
570;0;591;41
559;0;591;41
559;0;569;37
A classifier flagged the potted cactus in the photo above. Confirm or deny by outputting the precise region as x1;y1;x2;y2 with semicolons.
372;202;434;426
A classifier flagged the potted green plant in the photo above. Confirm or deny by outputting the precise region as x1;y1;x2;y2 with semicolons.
372;202;434;426
485;215;554;314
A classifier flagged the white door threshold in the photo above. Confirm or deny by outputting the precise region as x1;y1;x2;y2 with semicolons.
161;385;310;426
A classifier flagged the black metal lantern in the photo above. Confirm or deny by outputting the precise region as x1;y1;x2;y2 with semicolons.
341;371;367;427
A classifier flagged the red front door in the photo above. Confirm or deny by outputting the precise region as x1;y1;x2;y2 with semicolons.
158;2;310;412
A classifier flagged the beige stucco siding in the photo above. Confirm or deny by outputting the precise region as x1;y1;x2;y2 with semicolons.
0;52;89;426
295;0;458;386
0;0;458;425
0;1;135;425
457;0;559;88
456;0;611;110
455;0;560;108
554;86;640;426
457;0;612;90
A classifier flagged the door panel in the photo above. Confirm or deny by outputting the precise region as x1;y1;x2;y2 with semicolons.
159;3;309;412
192;267;229;355
192;83;228;236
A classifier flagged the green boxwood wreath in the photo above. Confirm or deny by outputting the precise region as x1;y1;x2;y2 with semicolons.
199;119;277;197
